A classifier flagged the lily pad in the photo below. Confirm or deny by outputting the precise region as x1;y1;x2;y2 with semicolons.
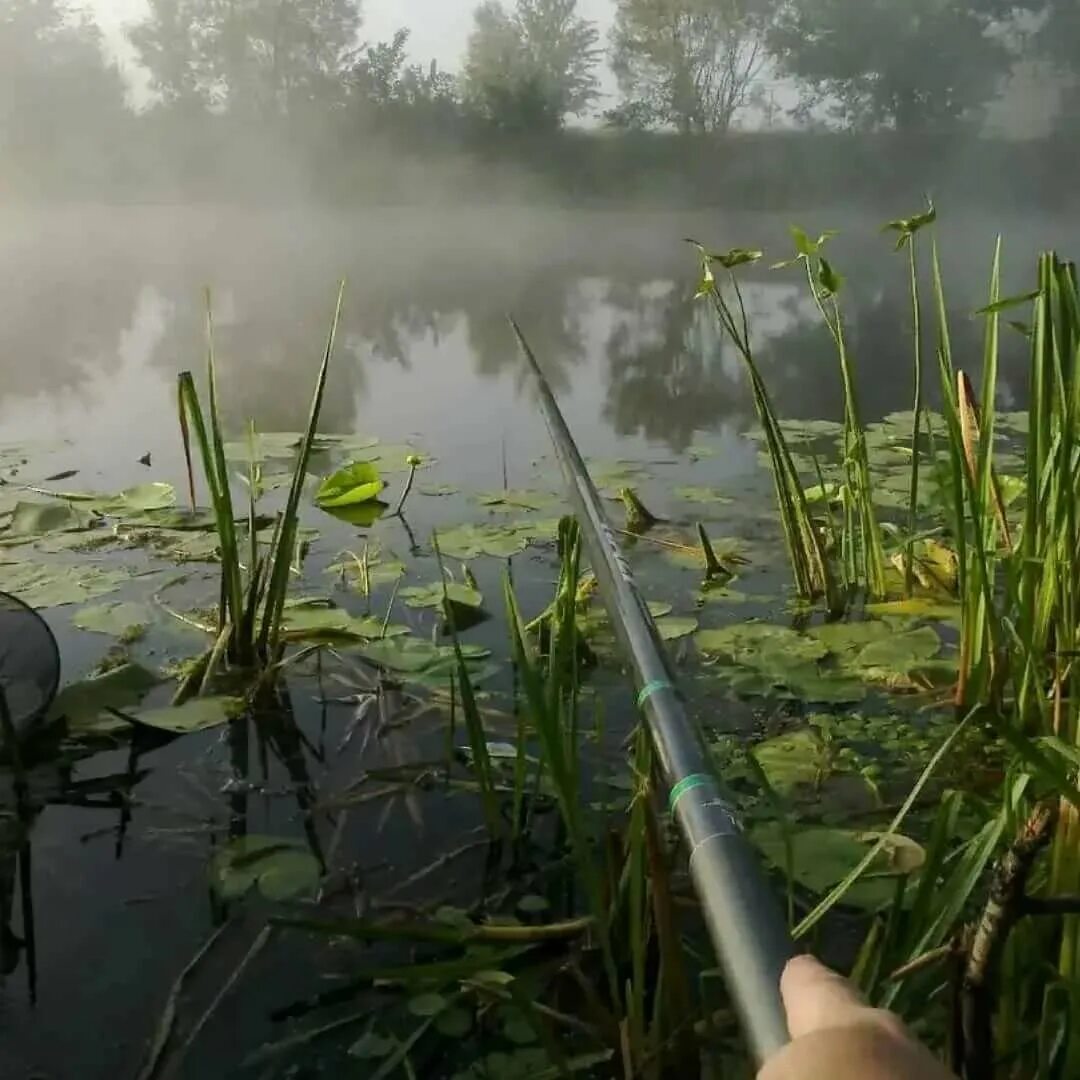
475;490;557;512
854;627;941;672
103;483;177;513
209;836;321;901
72;602;153;638
315;462;386;509
864;597;961;623
655;616;698;641
133;696;245;734
281;601;408;641
49;663;160;730
401;582;484;611
753;822;925;910
420;484;459;497
696;623;829;666
436;523;529;561
753;729;827;794
326;552;405;595
0;562;130;608
349;1031;397;1060
809;620;892;657
408;992;449;1018
5;500;96;538
674;486;732;505
436;1007;474;1039
357;637;491;677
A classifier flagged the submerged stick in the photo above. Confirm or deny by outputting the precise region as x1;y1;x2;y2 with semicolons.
512;318;793;1066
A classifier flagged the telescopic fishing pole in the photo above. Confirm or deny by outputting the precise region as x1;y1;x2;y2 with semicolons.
512;320;793;1066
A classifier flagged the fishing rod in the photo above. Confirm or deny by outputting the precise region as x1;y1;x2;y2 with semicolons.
512;320;793;1066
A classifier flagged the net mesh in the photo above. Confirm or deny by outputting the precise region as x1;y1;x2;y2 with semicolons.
0;593;60;731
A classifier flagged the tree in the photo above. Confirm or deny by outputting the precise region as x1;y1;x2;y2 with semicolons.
349;27;459;133
609;0;771;134
129;0;362;118
0;1;127;181
768;0;1029;131
463;0;601;132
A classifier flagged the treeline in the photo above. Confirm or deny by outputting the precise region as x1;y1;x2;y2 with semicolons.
2;0;1078;204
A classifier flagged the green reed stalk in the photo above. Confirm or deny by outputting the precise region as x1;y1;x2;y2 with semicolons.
905;236;923;595
802;257;887;598
701;258;838;606
176;367;247;664
434;534;501;841
504;521;622;1015
258;282;345;659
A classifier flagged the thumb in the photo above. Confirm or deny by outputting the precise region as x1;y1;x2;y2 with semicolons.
780;955;874;1038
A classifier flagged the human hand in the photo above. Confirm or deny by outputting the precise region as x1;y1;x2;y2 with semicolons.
757;955;956;1080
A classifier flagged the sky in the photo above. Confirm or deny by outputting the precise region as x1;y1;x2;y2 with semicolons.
86;0;619;105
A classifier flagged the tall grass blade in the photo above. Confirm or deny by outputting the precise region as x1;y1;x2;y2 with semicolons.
259;281;345;657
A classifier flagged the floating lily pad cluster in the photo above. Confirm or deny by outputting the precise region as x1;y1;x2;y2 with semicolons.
696;619;953;703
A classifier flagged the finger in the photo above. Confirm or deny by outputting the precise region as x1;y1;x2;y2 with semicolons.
780;955;869;1039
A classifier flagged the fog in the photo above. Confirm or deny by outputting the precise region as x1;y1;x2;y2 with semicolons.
0;0;1072;206
0;0;1076;458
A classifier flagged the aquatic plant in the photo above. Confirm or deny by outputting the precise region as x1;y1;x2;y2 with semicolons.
176;283;345;680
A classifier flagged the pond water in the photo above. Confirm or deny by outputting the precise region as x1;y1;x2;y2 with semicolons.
0;204;1072;1078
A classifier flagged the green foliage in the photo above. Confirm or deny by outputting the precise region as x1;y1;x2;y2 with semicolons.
314;461;386;508
768;0;1024;131
129;0;361;116
176;283;345;671
609;0;771;133
209;836;321;902
463;0;600;131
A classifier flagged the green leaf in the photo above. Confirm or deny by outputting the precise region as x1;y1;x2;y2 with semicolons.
315;461;386;508
435;1006;474;1039
133;696;244;734
475;490;557;512
517;894;551;915
49;663;160;728
817;257;844;297
709;248;763;269
408;992;449;1018
401;582;484;611
674;486;732;504
808;620;892;656
655;615;698;641
104;483;177;513
72;601;153;637
501;1012;539;1046
0;561;129;608
854;627;941;672
209;836;320;901
754;729;827;794
865;597;961;623
803;482;842;505
280;600;408;641
753;822;925;910
349;1031;398;1060
6;500;95;538
976;290;1040;315
696;623;828;665
436;523;530;560
357;637;491;677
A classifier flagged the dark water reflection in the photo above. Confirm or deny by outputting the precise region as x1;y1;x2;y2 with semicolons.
0;205;1071;1077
